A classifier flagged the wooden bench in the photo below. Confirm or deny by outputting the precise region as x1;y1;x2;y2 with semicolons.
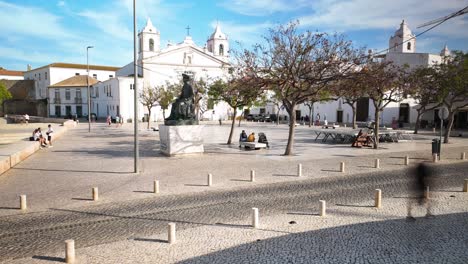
239;141;267;150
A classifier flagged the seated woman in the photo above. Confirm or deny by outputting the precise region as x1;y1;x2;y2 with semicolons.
34;128;47;147
247;132;255;142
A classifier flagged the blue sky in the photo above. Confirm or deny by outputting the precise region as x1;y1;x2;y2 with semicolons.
0;0;467;71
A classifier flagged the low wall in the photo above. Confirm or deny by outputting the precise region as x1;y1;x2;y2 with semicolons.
0;120;75;175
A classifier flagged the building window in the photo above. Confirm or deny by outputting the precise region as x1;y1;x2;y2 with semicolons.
109;75;113;78
75;73;80;76
39;73;41;80
45;72;47;80
96;86;99;98
130;84;134;90
76;89;81;100
65;89;71;100
55;89;60;100
407;42;411;51
149;38;154;52
109;85;112;97
93;74;97;79
219;44;224;56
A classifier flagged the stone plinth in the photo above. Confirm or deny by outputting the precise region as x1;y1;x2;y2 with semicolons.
158;125;204;156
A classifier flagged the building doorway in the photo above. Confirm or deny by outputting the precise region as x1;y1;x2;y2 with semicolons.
295;110;301;121
356;97;369;122
55;106;61;117
76;106;82;117
65;106;71;117
336;110;343;123
398;103;410;124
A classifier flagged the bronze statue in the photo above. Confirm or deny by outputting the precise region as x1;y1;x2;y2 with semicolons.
165;73;198;125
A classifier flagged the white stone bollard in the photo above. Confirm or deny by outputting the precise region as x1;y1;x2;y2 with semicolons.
374;159;380;169
168;223;176;244
19;195;27;210
252;207;259;228
154;180;160;194
319;200;326;217
432;154;438;163
92;187;98;201
340;162;345;173
463;179;468;193
461;152;466;160
404;156;410;166
65;239;75;263
375;189;382;208
250;170;255;182
207;173;213;186
297;164;302;177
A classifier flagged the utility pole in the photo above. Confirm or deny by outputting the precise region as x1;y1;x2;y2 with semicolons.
133;0;139;173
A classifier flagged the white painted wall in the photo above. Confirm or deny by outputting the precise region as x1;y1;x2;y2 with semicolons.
0;75;23;80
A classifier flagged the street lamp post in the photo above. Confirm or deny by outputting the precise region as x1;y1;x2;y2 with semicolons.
87;46;94;133
133;0;139;173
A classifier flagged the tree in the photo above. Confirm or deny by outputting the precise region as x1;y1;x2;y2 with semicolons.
434;51;468;143
0;82;12;114
157;82;177;120
360;61;408;149
139;86;160;129
192;78;209;121
209;75;264;144
332;72;367;129
406;66;441;134
304;91;334;127
249;21;363;155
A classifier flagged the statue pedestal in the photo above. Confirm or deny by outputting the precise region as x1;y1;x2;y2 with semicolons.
158;125;204;156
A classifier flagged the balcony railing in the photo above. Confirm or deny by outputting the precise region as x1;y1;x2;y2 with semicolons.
75;97;83;104
53;98;61;104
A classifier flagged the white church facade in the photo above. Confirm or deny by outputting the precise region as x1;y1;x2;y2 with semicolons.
95;18;233;122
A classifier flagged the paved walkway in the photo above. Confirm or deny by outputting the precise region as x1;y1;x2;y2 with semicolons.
0;122;467;263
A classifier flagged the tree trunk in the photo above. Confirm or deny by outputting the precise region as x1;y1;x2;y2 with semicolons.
308;107;313;127
413;110;422;134
443;110;455;144
147;109;151;129
162;109;166;120
352;106;357;129
238;111;243;127
195;104;199;121
284;104;296;156
227;107;237;145
276;108;280;125
373;109;380;149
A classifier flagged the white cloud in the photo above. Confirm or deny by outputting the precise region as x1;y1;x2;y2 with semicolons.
219;0;309;16
57;1;65;7
0;1;76;40
211;20;274;48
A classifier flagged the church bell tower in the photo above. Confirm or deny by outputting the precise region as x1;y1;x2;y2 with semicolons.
138;18;160;60
388;20;416;53
206;23;229;62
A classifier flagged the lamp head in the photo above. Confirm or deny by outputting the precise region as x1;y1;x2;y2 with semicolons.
87;46;94;49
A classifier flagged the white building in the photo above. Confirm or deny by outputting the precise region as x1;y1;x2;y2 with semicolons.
112;18;232;122
48;75;98;117
0;68;24;80
255;20;451;127
24;63;119;101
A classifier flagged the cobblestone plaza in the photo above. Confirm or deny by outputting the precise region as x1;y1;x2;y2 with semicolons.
0;122;467;263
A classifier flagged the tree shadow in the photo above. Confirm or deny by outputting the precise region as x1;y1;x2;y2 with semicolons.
0;206;19;210
178;212;468;264
71;197;94;201
133;237;167;243
335;203;374;208
32;255;64;262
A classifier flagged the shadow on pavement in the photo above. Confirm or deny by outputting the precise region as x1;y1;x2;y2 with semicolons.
178;212;468;264
32;255;64;262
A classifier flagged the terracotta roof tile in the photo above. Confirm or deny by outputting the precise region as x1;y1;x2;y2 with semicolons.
49;75;99;88
27;62;120;72
0;68;23;76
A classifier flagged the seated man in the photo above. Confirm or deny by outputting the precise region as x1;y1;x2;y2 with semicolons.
239;130;248;147
258;132;270;148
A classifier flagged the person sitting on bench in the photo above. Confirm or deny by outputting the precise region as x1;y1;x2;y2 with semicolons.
258;132;270;148
247;132;255;142
239;130;248;147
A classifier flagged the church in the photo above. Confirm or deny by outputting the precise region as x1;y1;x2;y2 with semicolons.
92;18;232;122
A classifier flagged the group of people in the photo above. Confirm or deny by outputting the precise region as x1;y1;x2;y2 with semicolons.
31;124;54;149
239;130;270;148
107;115;124;127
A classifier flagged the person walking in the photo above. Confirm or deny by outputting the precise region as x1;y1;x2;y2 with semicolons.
106;115;111;126
407;163;434;221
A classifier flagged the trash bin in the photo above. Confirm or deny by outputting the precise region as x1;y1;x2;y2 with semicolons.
432;139;440;156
